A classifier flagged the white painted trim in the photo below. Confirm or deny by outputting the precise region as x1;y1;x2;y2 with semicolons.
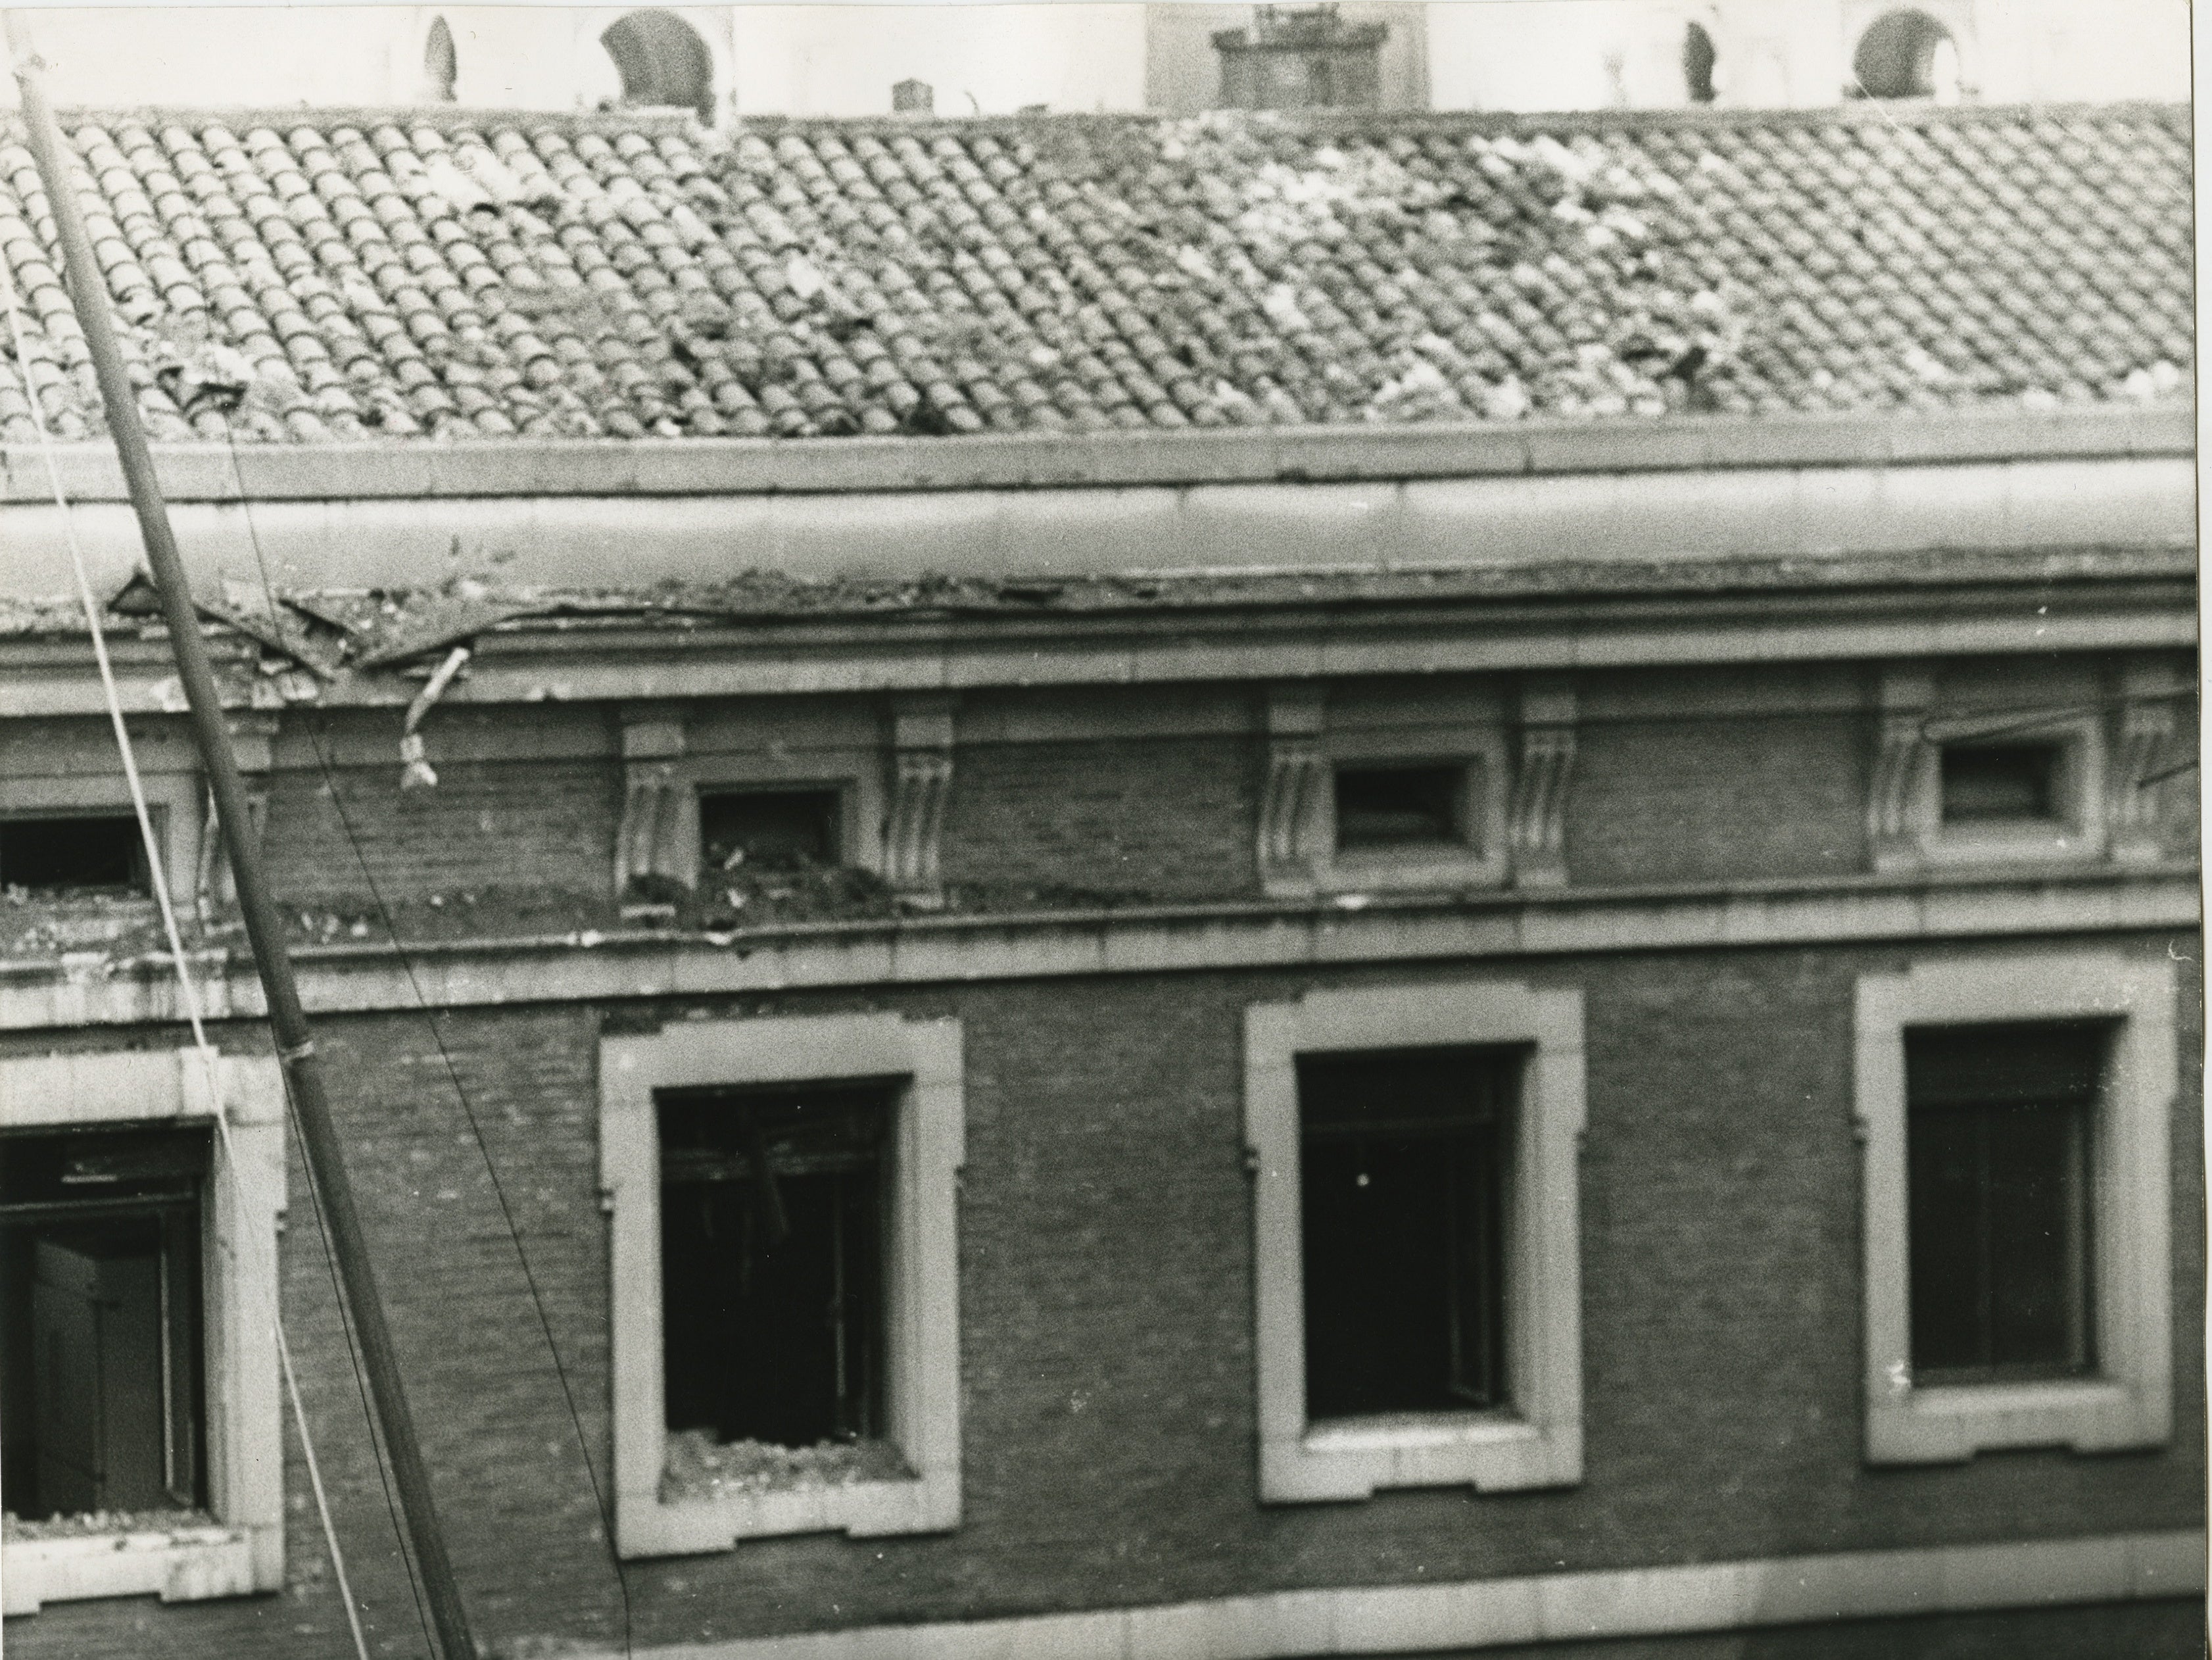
598;1012;964;1556
1;867;2194;1033
1854;951;2176;1463
1244;981;1585;1500
542;1529;2204;1659
0;1048;286;1614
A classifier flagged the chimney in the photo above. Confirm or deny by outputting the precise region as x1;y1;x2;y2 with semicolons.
893;78;934;114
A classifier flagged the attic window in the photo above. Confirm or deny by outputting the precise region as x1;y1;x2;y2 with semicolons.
1683;22;1718;103
1212;3;1387;111
602;9;715;120
424;17;458;102
1939;743;2060;826
0;816;149;899
1852;9;1960;100
700;789;842;875
1334;764;1470;853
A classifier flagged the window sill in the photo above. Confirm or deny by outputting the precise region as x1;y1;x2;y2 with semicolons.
1264;1409;1579;1501
1869;1374;2170;1465
617;1467;958;1557
1316;847;1509;896
1;1521;269;1614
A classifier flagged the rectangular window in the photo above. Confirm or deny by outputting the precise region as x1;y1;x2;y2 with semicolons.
699;789;842;875
1333;765;1470;854
1296;1047;1513;1419
1938;743;2061;825
658;1083;890;1457
1;1125;208;1524
1906;1023;2102;1382
0;815;150;898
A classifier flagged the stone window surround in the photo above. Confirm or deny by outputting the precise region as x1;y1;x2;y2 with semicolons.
615;700;952;912
1244;979;1586;1501
0;1048;286;1615
1261;681;1574;898
598;1010;965;1557
1854;950;2175;1465
1;769;205;918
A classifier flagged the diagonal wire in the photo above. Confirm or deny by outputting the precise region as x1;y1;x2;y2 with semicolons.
1;256;383;1660
219;424;638;1656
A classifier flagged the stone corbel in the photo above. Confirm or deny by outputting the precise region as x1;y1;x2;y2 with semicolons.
2109;660;2184;866
1258;683;1327;897
1508;678;1577;889
886;695;955;907
1869;666;1934;873
616;705;694;913
197;713;278;922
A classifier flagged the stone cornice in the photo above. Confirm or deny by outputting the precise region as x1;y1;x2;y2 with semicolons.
1;865;2193;1032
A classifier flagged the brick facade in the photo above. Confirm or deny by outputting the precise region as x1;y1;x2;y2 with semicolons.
3;931;2198;1659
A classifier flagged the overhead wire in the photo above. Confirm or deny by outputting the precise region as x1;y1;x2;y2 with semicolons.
219;424;638;1659
1;255;386;1660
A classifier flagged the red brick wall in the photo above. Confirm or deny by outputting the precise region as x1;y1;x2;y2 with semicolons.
6;934;2198;1659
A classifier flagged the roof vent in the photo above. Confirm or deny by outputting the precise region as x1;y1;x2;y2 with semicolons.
893;78;934;114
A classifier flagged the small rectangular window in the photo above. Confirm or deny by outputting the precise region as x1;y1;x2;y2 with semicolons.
0;815;149;898
1296;1047;1514;1419
1938;743;2061;825
658;1084;890;1453
1906;1022;2102;1381
1334;765;1469;853
0;1125;209;1523
699;789;842;875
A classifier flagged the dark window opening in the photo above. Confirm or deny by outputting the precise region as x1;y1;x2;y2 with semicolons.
0;1125;209;1523
1213;4;1387;111
425;16;458;101
700;789;842;876
1334;764;1468;852
0;815;150;898
1907;1023;2100;1381
1297;1047;1514;1419
601;9;715;120
659;1083;892;1448
1939;742;2061;825
1683;22;1718;103
1852;9;1956;99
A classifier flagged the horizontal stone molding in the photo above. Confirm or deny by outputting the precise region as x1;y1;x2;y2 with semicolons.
544;1528;2202;1659
0;867;2193;1032
0;406;2190;505
0;454;2193;608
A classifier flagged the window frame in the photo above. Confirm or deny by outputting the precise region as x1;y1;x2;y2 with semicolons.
1244;981;1585;1502
1922;713;2104;864
599;1012;964;1557
0;1048;285;1615
1855;952;2175;1465
0;771;204;921
1318;726;1511;896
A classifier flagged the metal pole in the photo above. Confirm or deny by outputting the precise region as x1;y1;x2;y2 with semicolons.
11;53;479;1660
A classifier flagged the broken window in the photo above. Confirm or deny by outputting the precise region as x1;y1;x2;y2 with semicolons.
1907;1023;2101;1380
0;814;150;899
1297;1047;1514;1419
1333;764;1470;853
658;1083;891;1452
0;1125;208;1523
699;789;842;878
1938;741;2061;825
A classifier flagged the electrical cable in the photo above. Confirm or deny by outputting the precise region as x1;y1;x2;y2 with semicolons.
2;255;387;1660
220;426;638;1659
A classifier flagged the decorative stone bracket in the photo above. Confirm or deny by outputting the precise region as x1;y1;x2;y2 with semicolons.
886;695;955;907
2110;659;2184;866
1868;666;1935;874
1257;683;1326;897
616;706;695;911
1508;678;1577;889
195;713;277;922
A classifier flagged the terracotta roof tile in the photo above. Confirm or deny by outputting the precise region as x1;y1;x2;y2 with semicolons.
0;103;2191;445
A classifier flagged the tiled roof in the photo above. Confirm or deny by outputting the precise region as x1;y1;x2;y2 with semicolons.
0;103;2191;446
